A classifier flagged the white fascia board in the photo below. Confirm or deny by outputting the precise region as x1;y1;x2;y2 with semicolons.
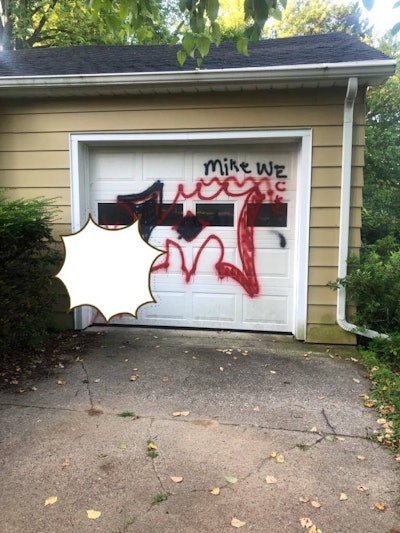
0;60;396;93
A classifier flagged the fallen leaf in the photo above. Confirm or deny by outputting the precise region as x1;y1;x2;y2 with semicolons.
376;418;386;425
93;378;100;383
311;500;321;508
317;396;325;400
147;442;158;450
231;517;246;528
56;380;66;385
356;485;368;492
44;496;57;506
351;357;358;362
374;501;386;511
352;378;360;383
210;487;220;495
300;517;313;528
395;454;400;462
270;451;277;458
253;406;260;412
117;442;127;450
309;526;318;533
331;402;340;407
170;476;183;483
339;493;348;501
62;458;71;468
161;376;170;382
364;400;375;408
325;435;334;442
270;370;277;374
87;509;101;520
276;454;285;463
336;436;345;441
172;411;190;417
265;475;277;484
357;455;366;461
225;476;238;484
310;426;318;433
220;367;224;371
129;374;139;381
299;496;310;503
31;386;38;391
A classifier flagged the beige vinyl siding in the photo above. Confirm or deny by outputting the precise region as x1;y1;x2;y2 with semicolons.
0;87;364;342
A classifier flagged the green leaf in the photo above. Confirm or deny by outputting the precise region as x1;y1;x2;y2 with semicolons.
182;33;196;56
197;35;211;57
225;475;238;484
206;0;220;22
177;49;187;66
211;22;222;45
237;36;249;57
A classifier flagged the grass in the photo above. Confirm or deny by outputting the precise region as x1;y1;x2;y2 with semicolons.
358;346;400;455
296;443;310;452
117;411;138;419
151;493;168;505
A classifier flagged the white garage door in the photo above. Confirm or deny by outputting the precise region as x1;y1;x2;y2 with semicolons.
88;142;297;332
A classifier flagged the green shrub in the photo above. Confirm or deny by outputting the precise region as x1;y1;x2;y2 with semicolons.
0;190;61;354
330;241;400;335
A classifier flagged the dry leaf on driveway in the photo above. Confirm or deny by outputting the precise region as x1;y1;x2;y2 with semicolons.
172;411;190;417
300;517;313;528
225;476;238;484
311;500;321;508
231;517;246;528
170;476;183;483
44;496;57;506
210;487;220;495
87;510;101;520
61;458;71;469
374;501;386;511
265;475;277;484
339;493;348;501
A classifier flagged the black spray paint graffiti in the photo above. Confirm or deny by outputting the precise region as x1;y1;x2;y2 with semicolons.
204;159;287;178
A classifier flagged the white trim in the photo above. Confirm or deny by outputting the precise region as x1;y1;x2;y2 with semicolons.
69;129;312;338
0;60;395;96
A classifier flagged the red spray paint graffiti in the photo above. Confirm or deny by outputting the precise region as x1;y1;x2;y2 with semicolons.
149;176;286;298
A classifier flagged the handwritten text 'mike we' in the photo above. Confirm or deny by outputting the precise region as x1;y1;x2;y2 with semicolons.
204;159;287;178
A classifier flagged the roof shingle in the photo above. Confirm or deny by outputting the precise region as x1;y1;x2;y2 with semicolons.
0;32;391;77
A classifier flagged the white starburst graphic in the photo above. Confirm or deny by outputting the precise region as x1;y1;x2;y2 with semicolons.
56;216;164;321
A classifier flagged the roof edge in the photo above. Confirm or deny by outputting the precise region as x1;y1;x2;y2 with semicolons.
0;59;395;96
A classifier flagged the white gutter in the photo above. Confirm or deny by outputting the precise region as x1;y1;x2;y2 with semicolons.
337;77;389;340
0;60;396;91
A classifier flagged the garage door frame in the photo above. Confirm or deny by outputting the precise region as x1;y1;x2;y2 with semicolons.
69;129;312;339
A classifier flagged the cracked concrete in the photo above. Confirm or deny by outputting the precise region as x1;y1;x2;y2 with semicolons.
0;327;398;532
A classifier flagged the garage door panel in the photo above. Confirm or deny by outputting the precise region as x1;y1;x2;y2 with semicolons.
192;293;236;321
255;249;291;277
140;291;187;319
143;152;187;181
242;294;290;325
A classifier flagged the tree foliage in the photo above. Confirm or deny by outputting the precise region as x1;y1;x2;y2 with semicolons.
264;0;371;39
363;35;400;245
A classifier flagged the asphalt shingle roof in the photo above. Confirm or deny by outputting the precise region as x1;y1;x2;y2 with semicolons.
0;32;391;78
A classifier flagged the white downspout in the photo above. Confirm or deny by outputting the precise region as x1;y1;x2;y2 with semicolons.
337;77;388;339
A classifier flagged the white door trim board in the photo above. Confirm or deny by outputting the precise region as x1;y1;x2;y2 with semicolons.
69;129;312;338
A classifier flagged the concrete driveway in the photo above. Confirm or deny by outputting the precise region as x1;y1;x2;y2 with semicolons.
0;327;398;532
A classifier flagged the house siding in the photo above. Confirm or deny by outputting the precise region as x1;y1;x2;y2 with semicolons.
0;87;364;343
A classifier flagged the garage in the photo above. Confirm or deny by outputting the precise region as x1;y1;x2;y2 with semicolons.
1;33;395;342
72;130;311;335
